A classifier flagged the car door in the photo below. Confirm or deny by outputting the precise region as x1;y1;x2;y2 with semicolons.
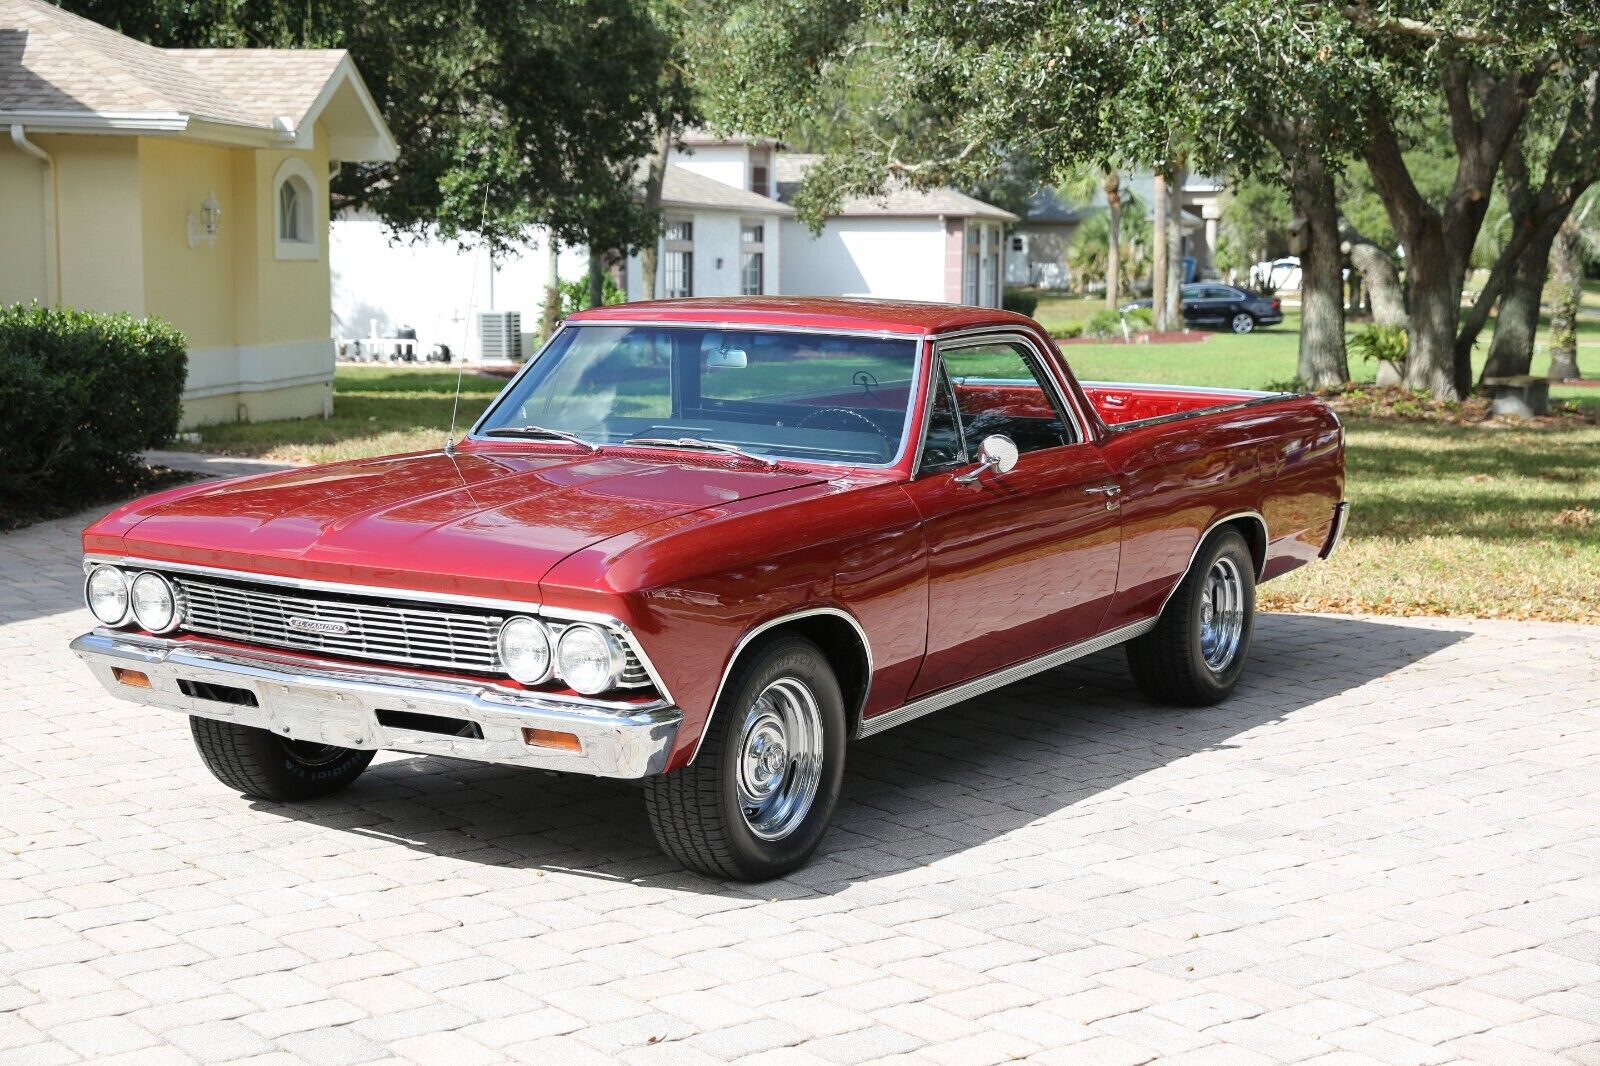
900;332;1123;696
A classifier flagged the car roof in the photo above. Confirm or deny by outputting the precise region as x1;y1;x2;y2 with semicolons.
568;296;1039;336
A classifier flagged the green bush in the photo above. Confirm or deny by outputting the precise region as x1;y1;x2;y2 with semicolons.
1348;323;1408;366
558;273;626;315
1085;308;1125;338
0;304;186;506
1123;306;1155;330
1055;320;1084;339
1001;287;1040;317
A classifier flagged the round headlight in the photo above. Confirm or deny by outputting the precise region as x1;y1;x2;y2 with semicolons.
129;571;179;633
85;565;129;626
498;616;553;685
556;623;625;695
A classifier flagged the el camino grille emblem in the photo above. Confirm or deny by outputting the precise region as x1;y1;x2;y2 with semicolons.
287;616;350;636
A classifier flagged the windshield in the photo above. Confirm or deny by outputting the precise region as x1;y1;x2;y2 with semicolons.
474;325;921;466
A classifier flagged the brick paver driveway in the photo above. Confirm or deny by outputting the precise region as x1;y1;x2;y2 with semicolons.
4;502;1598;1065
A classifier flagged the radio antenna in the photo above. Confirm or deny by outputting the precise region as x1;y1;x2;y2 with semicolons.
446;186;494;456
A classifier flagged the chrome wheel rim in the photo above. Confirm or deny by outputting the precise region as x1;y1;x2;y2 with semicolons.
735;677;824;841
1232;313;1254;334
1199;556;1246;671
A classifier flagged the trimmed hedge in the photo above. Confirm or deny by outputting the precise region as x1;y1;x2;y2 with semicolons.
0;304;186;505
1001;287;1040;317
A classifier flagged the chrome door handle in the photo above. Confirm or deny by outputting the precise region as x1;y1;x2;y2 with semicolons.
1084;483;1122;496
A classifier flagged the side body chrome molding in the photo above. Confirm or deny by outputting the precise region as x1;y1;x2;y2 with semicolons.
855;615;1159;739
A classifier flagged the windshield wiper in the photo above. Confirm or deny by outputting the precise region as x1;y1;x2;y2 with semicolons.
623;436;778;469
481;425;598;451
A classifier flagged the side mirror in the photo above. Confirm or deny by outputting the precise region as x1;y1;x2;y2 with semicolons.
954;434;1019;484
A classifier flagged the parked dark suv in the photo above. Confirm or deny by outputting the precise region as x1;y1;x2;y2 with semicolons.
1122;284;1283;334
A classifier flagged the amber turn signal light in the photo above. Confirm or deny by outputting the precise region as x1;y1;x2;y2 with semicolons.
522;727;581;753
112;668;151;689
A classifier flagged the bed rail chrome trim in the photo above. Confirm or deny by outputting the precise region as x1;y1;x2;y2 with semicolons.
856;616;1159;739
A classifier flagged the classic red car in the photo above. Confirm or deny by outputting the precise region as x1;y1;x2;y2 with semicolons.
74;297;1347;880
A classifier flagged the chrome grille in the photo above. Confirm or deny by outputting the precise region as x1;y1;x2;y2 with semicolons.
169;574;650;686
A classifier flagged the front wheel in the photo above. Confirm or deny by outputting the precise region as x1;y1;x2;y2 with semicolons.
645;636;845;880
1230;312;1256;334
190;717;374;801
1126;529;1256;705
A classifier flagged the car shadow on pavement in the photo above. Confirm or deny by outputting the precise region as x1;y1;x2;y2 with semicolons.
246;612;1469;893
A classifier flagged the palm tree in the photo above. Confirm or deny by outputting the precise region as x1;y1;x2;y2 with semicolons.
1069;193;1151;297
1058;166;1126;307
1549;191;1598;382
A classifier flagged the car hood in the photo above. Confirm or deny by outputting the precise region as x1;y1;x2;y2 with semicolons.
103;449;828;603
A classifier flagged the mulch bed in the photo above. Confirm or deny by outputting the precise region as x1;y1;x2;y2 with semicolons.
1055;330;1211;345
1319;383;1599;427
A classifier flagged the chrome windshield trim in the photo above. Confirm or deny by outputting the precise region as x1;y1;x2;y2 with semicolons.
464;321;927;472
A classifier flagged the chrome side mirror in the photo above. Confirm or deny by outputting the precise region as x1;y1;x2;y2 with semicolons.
954;434;1019;484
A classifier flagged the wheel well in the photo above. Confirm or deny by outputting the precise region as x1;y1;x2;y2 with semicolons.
744;613;871;735
1213;514;1267;579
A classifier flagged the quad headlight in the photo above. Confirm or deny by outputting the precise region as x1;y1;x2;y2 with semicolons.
556;623;626;695
497;616;554;685
85;565;130;626
129;571;180;633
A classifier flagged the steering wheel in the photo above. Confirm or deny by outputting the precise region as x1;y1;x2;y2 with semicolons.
797;406;897;456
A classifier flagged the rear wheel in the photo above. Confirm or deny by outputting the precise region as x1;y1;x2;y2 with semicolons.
645;636;845;881
190;717;374;801
1230;312;1256;334
1127;529;1256;705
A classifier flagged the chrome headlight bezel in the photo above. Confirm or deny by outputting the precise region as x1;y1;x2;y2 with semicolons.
556;623;626;695
85;565;130;626
497;615;554;685
129;571;182;634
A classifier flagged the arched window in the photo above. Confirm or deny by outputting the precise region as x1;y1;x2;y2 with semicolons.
272;158;318;260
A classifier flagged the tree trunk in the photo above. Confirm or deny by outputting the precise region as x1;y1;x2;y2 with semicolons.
1104;174;1122;309
587;245;605;308
1165;164;1183;329
540;238;561;340
1548;215;1585;381
1288;150;1349;387
1341;221;1407;328
639;125;673;300
1481;223;1561;380
1152;172;1168;331
1400;219;1461;396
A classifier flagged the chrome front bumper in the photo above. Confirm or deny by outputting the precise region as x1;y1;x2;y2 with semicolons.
1321;500;1351;559
71;631;682;779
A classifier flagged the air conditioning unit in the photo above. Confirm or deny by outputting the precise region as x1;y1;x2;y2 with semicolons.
476;311;522;365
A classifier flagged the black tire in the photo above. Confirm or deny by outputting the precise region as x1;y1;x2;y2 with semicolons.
644;636;846;881
189;716;374;801
1230;312;1256;334
1127;529;1256;706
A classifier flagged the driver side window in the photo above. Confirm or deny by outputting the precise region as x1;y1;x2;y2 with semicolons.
940;340;1075;456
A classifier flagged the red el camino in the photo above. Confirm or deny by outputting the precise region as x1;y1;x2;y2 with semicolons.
74;297;1347;880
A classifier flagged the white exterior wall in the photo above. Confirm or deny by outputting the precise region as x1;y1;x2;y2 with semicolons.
780;217;948;302
329;213;586;361
668;145;750;191
625;208;783;301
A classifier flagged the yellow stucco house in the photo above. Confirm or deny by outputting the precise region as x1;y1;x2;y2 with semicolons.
0;0;396;425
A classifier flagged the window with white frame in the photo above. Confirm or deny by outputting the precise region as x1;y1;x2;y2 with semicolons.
964;226;979;304
663;218;693;298
272;158;318;261
740;221;764;296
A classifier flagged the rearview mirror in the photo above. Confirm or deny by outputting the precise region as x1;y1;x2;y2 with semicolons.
954;434;1019;484
706;347;748;369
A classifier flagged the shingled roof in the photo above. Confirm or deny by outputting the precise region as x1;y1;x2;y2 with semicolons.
774;154;1018;222
0;0;394;158
661;164;795;215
